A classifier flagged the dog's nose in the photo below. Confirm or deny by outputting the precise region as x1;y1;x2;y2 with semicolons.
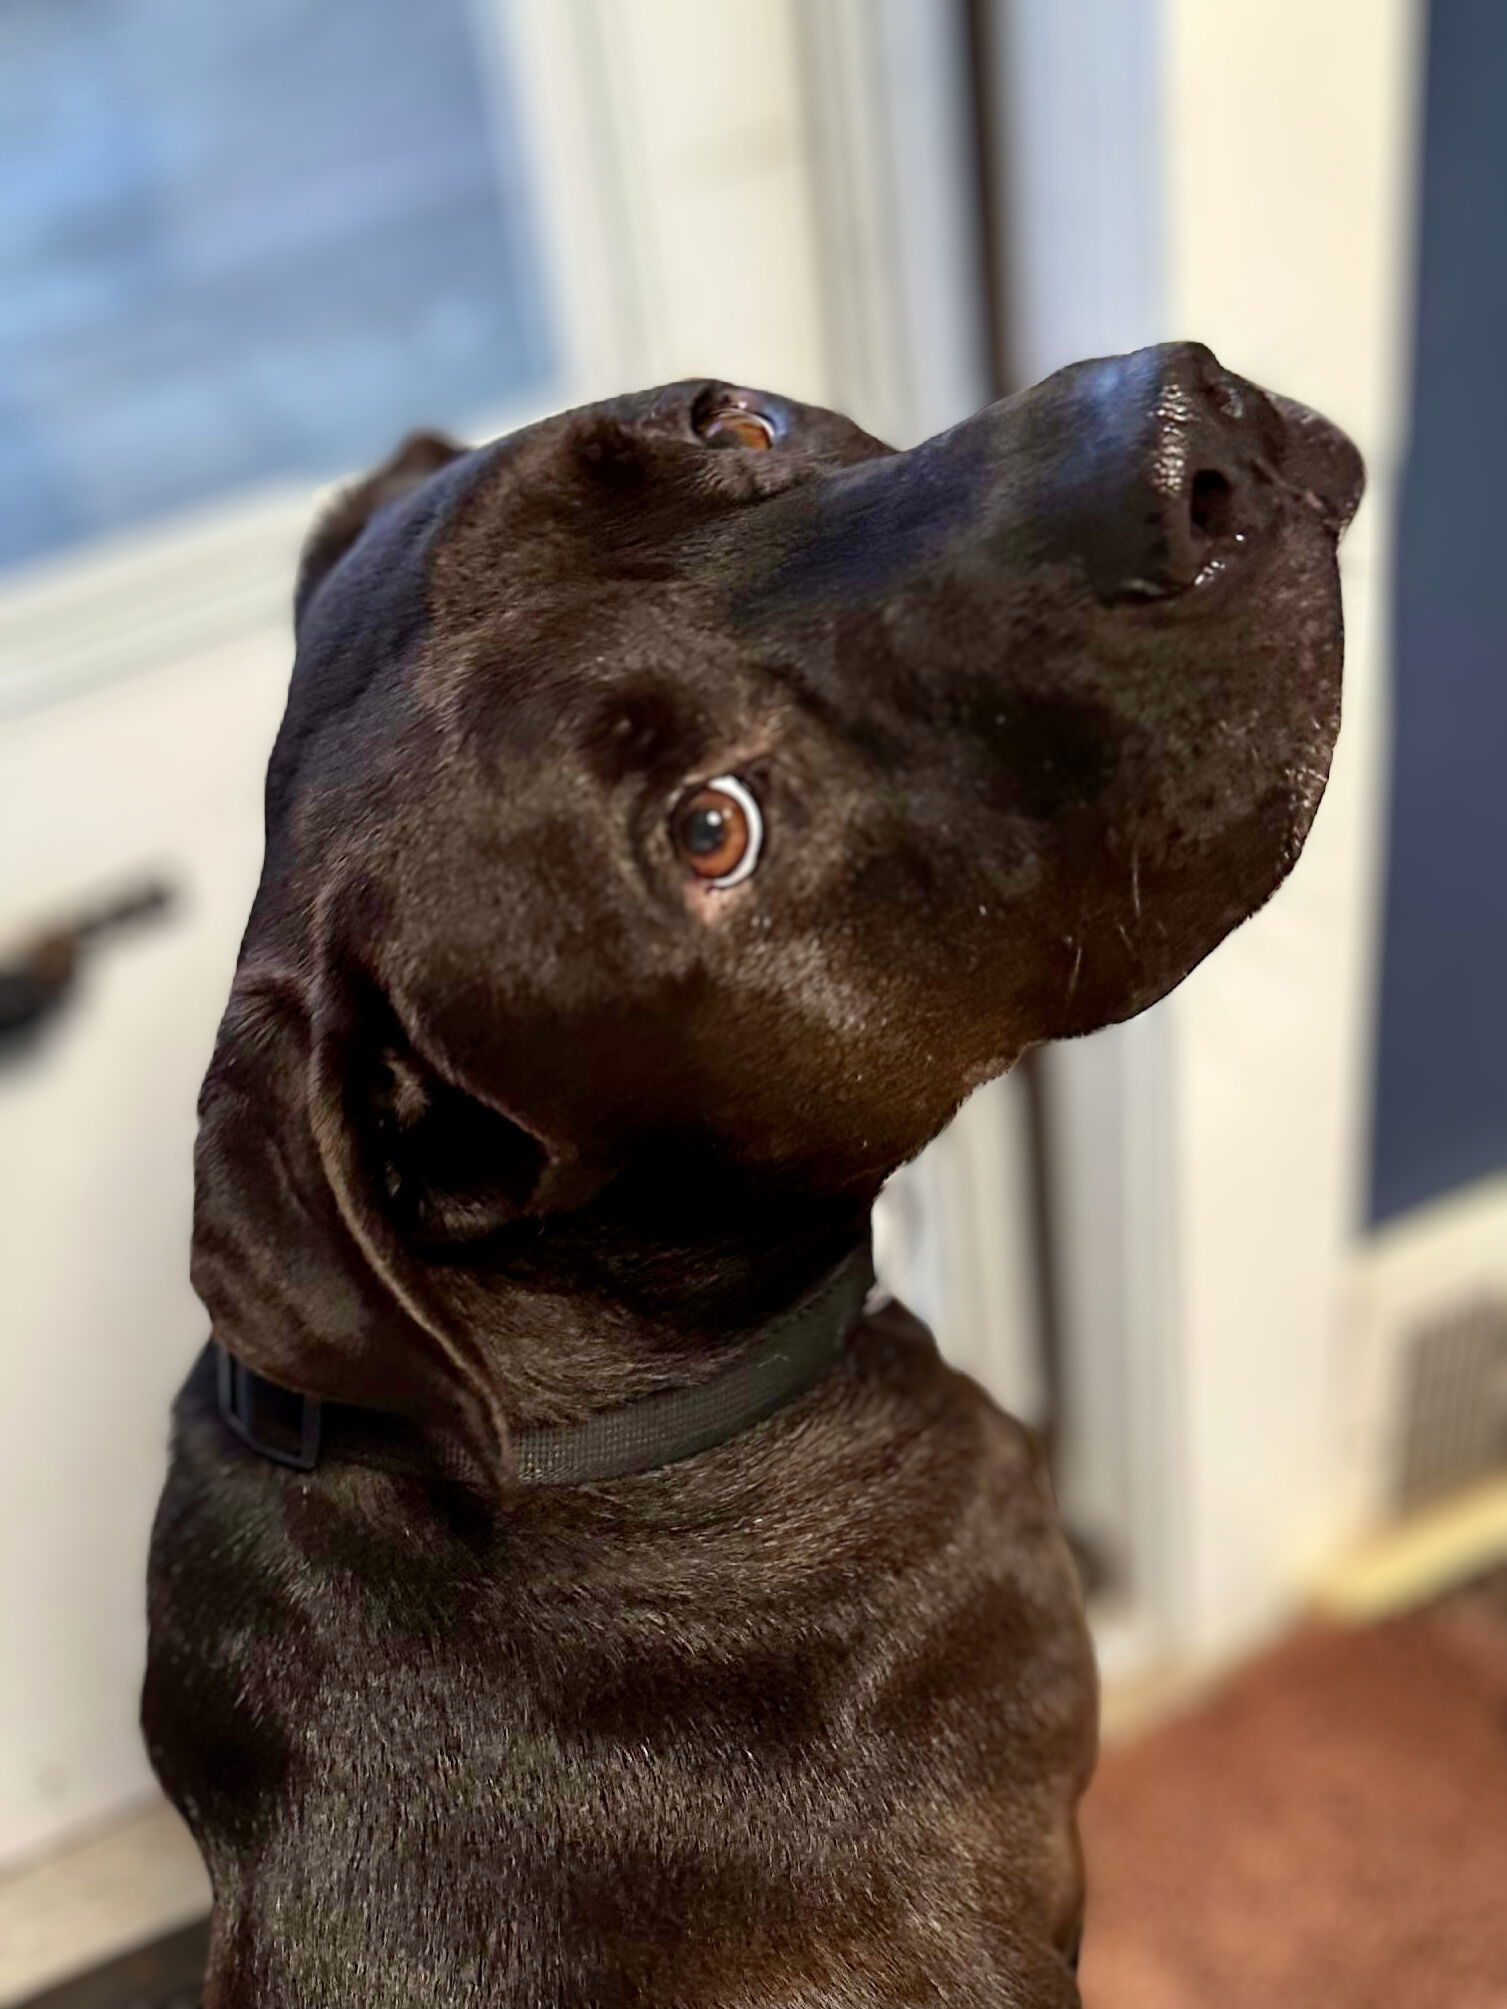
1043;341;1363;601
739;342;1363;630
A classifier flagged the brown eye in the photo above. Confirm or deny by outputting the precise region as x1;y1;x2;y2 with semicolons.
671;776;763;887
697;406;776;451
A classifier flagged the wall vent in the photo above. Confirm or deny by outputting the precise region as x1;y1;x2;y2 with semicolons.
1345;1176;1507;1535
1393;1293;1507;1513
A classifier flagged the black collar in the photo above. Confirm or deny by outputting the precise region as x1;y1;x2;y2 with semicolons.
211;1246;875;1489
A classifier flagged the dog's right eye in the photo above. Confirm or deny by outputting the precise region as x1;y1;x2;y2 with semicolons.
671;776;763;888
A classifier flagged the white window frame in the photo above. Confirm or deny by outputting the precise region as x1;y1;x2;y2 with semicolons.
986;0;1425;1672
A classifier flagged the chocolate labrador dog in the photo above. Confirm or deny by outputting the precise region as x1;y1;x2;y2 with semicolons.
144;343;1360;2007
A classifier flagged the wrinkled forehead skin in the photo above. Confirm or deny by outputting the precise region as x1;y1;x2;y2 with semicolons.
256;364;1353;1190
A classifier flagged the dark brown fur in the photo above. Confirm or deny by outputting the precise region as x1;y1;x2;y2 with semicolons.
144;348;1361;2006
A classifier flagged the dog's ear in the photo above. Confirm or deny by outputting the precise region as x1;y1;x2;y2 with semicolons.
329;963;606;1255
294;430;466;632
192;952;604;1483
191;970;514;1482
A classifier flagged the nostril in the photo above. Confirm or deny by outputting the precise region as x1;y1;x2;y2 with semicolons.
1059;345;1286;599
1189;468;1235;540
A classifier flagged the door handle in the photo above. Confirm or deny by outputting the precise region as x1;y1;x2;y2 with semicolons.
0;881;174;1058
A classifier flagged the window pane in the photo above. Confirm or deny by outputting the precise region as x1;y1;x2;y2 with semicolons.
0;0;553;573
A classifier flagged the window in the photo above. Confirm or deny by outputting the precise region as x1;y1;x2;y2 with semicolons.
0;0;553;575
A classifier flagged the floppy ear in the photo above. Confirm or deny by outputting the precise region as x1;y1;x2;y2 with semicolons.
191;943;606;1483
190;964;517;1483
294;430;466;632
321;954;608;1257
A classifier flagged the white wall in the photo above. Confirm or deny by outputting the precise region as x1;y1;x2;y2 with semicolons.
995;0;1424;1660
1159;0;1423;1654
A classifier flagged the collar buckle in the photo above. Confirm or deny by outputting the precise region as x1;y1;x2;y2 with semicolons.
217;1346;323;1472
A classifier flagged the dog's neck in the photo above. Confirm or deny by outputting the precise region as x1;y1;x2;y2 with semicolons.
436;1178;877;1428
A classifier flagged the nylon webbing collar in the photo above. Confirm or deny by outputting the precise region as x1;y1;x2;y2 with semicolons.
211;1246;875;1490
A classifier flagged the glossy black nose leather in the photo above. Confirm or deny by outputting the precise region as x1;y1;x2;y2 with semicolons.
1050;342;1278;600
1046;341;1364;602
742;341;1364;627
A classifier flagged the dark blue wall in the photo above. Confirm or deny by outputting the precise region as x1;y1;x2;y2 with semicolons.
1371;0;1507;1221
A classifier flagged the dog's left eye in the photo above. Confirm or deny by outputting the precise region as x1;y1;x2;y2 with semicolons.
695;400;777;451
671;776;763;888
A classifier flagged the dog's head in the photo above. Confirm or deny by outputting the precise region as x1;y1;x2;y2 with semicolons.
194;343;1360;1454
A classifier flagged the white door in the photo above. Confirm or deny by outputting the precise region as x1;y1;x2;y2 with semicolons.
0;0;575;1867
1;0;1043;1872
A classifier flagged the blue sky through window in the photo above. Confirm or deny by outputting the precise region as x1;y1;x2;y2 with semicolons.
0;0;553;572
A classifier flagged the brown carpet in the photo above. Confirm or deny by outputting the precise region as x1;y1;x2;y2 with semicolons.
1080;1574;1507;2008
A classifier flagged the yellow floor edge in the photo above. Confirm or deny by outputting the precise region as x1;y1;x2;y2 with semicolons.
1311;1472;1507;1623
